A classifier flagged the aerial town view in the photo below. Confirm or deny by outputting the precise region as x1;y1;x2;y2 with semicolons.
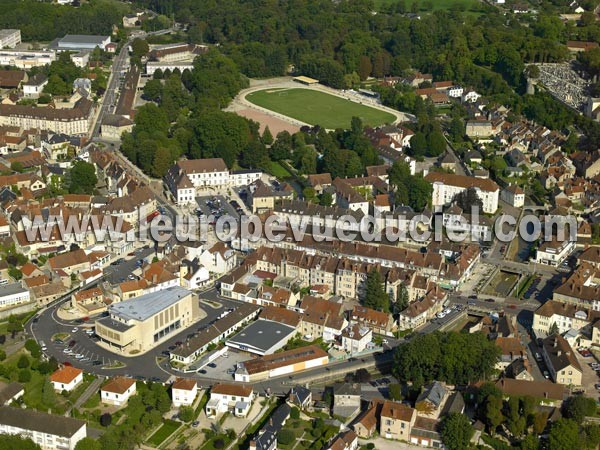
1;0;600;449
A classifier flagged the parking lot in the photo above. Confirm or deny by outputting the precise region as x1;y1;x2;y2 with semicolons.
50;329;124;369
196;195;241;221
194;348;251;380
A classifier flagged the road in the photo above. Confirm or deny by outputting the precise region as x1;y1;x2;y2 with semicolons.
28;287;241;382
90;28;173;139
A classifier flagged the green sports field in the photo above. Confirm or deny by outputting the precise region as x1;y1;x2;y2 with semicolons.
246;88;396;129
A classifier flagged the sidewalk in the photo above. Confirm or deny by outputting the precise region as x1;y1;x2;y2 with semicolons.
71;376;104;412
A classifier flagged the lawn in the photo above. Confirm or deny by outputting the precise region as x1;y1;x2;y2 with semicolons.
268;161;292;179
246;88;395;129
146;419;180;446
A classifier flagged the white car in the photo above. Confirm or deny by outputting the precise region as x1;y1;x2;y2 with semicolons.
63;349;72;354
71;327;78;333
75;354;84;359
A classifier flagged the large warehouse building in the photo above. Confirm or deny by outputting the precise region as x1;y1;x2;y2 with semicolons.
95;286;198;354
225;318;298;356
234;345;329;382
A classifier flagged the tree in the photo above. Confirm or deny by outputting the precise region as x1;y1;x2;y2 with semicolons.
68;161;97;195
441;412;474;450
549;322;559;335
10;162;24;173
363;269;390;312
354;368;371;383
485;394;504;434
278;430;295;446
41;378;56;406
178;406;195;422
409;132;427;159
75;438;102;450
25;339;41;358
358;55;372;80
131;38;149;59
290;407;300;419
563;395;597;424
18;368;31;383
548;419;581;450
448;117;465;142
0;435;41;450
427;131;446;157
152;147;173;178
389;383;402;401
100;413;112;427
17;354;29;369
262;126;273;146
453;187;483;213
394;284;409;313
320;192;333;207
142;79;163;102
526;65;540;79
303;187;317;203
520;435;540;450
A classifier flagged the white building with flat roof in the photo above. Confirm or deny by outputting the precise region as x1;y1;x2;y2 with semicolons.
52;34;111;51
0;49;55;69
0;29;21;49
0;405;86;449
0;282;31;308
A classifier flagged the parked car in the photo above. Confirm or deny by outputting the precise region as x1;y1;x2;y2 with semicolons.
197;369;207;374
207;363;217;368
543;371;550;379
68;340;76;347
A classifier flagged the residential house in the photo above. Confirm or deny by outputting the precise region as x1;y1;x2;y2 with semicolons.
288;385;312;410
325;430;358;450
350;305;395;336
333;383;361;418
541;334;583;385
206;383;254;418
340;324;372;354
380;400;417;441
50;366;83;392
199;242;236;274
101;377;137;406
172;378;198;407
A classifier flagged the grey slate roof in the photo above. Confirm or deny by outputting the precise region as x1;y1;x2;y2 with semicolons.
0;405;85;437
225;319;297;354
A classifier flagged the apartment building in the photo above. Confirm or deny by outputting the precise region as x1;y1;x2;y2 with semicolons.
541;334;583;386
533;300;599;337
553;264;600;311
0;406;86;450
425;172;500;213
0;49;56;69
165;158;228;205
533;237;576;267
0;97;94;135
0;29;21;49
380;400;417;441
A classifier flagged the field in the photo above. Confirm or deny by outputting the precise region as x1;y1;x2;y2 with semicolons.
246;88;395;129
146;420;180;446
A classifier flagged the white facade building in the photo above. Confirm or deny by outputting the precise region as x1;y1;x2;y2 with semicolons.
145;61;194;76
447;86;464;98
425;172;500;214
172;378;198;407
206;384;254;418
0;29;21;49
534;238;576;267
501;185;525;208
0;406;86;450
50;366;83;392
101;377;137;406
0;49;56;69
0;283;31;308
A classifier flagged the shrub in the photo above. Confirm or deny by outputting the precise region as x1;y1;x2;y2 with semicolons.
213;438;224;449
0;350;6;362
278;429;295;445
290;407;300;419
178;406;194;422
18;369;31;383
100;413;112;427
17;355;30;369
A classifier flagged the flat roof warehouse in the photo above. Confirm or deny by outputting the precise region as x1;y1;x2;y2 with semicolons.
225;319;297;355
